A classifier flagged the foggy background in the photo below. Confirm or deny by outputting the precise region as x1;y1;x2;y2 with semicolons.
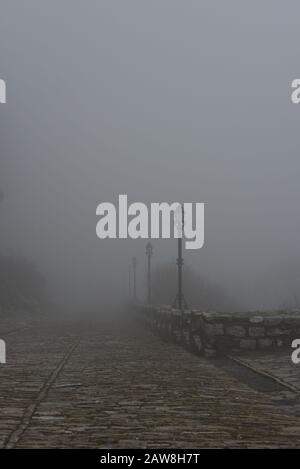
1;1;300;314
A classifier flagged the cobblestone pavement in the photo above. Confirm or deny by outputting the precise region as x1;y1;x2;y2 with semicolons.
1;320;300;448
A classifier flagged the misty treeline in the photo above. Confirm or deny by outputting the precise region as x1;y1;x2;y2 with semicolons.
0;254;47;314
0;172;47;315
151;263;239;312
0;189;48;315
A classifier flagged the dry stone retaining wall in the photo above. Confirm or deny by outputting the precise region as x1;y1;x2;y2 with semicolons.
135;305;300;357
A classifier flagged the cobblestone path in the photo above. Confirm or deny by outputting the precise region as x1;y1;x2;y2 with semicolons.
0;320;300;448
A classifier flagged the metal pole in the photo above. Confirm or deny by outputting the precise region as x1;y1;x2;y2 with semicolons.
177;236;183;310
173;205;187;310
128;264;131;299
132;257;137;301
146;242;153;304
148;253;151;304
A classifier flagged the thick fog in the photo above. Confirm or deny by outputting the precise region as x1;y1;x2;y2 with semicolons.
1;1;300;313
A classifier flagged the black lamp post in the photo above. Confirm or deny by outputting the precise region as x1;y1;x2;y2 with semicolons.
146;242;153;304
132;257;137;302
128;263;131;299
173;205;188;310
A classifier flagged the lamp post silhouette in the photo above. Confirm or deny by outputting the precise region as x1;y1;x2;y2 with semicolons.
132;257;137;302
128;263;132;299
146;242;153;304
173;205;188;310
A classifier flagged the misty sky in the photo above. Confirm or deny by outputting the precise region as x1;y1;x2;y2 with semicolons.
1;1;300;311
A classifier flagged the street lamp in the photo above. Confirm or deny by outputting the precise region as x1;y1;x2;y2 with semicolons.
132;257;137;302
146;242;153;304
173;205;188;310
128;263;132;299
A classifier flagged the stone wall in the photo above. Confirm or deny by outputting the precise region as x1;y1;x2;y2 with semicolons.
135;305;300;357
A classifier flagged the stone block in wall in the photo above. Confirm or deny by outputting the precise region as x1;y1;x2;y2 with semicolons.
258;338;273;349
226;325;246;337
239;339;256;350
264;316;282;326
192;334;203;353
249;326;265;337
202;311;250;324
284;317;300;326
266;327;290;336
249;315;264;324
204;323;224;336
200;312;221;323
